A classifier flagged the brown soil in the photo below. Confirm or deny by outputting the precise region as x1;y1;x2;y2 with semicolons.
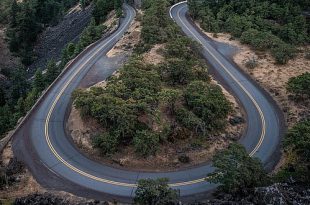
107;11;142;58
197;25;310;128
142;44;165;65
0;143;45;201
195;23;310;171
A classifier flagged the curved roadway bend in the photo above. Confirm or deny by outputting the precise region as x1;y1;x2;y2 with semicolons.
12;2;283;203
171;2;283;165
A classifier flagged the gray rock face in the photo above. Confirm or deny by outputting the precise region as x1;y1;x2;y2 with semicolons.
190;183;310;205
29;5;94;73
13;193;109;205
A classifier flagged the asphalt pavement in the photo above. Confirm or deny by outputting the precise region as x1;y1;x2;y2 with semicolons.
12;2;284;202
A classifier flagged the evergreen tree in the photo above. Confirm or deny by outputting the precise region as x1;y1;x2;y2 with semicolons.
10;68;29;102
0;86;6;107
34;69;45;92
45;60;59;85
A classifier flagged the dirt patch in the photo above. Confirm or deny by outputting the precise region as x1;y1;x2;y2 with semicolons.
107;12;141;57
142;44;165;65
0;143;44;201
67;106;104;151
198;27;310;127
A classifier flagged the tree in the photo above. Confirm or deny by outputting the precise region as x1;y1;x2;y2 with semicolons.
93;0;114;24
10;68;29;102
276;121;310;183
185;81;231;131
284;120;310;164
45;60;59;85
208;143;269;195
80;0;86;9
134;178;179;205
0;86;6;106
34;69;45;92
0;104;13;136
10;0;19;27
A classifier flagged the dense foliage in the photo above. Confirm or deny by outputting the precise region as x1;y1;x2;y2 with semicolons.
74;0;232;157
136;0;182;52
287;72;310;99
5;0;121;66
188;0;309;64
6;0;80;65
276;121;310;183
134;178;179;205
92;0;122;24
0;0;116;138
208;143;269;195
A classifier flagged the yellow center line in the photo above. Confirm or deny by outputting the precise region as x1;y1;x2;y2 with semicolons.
175;4;265;157
43;3;266;189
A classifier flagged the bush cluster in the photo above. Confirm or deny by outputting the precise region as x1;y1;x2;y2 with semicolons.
188;0;309;64
287;72;310;99
74;0;232;157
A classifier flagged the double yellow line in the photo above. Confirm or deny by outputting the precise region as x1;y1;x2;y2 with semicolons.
43;2;266;188
175;3;266;158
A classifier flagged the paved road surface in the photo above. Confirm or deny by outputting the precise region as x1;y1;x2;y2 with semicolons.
12;2;283;202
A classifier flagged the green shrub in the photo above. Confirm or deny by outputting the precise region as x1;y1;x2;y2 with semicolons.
175;107;205;135
271;43;296;64
93;133;119;155
245;57;258;69
287;72;310;98
185;81;232;131
133;130;160;157
134;178;179;205
278;121;310;183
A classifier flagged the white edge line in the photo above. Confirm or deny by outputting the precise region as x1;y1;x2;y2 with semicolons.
169;1;188;19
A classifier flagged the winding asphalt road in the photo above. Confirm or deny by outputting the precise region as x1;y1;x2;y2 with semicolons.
12;2;283;202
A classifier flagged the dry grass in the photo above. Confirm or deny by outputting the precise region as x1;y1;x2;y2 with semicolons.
196;23;310;128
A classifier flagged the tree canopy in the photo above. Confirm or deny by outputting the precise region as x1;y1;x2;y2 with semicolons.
208;143;269;195
134;178;179;205
188;0;309;64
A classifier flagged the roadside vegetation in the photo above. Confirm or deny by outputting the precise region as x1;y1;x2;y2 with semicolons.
134;178;179;205
131;0;310;203
287;72;310;100
188;0;309;64
73;0;232;158
0;0;121;139
208;143;269;195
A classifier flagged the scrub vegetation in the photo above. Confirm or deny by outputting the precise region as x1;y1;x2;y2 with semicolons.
188;0;309;64
287;72;310;100
134;178;179;205
73;0;232;158
278;120;310;183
